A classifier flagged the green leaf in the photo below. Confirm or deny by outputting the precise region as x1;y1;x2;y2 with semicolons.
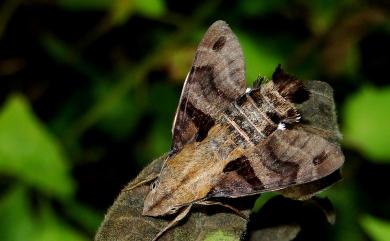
138;120;171;165
252;192;278;213
320;181;366;241
361;215;390;241
110;0;136;25
135;0;166;18
342;86;390;161
344;45;360;76
306;0;355;34
0;94;74;198
59;0;113;10
42;35;102;82
204;230;239;241
0;186;34;241
237;33;284;84
33;205;88;241
63;200;103;233
306;0;339;34
0;186;88;241
238;0;286;16
94;82;143;139
135;83;177;165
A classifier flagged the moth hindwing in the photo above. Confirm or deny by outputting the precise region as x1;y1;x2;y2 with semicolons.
142;20;345;241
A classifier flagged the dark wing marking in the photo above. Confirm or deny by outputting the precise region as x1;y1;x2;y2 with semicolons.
209;129;344;198
171;20;246;152
272;65;310;104
208;156;264;198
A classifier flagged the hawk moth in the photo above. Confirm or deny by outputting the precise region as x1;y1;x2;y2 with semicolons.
137;20;344;241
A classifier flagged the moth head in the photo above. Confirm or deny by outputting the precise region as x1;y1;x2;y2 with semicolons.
150;179;159;190
142;182;183;217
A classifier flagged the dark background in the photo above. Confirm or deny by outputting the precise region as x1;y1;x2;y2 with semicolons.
0;0;389;240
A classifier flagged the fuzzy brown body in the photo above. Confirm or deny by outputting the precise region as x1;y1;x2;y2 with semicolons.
144;124;240;215
140;20;344;240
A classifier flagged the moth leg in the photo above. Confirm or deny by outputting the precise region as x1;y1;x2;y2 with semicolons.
152;205;192;241
123;174;159;192
196;200;248;220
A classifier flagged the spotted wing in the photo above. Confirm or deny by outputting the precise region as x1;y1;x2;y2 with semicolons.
171;20;246;152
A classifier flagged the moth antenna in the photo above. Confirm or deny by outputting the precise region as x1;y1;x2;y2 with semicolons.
196;200;249;220
122;174;159;192
272;64;310;104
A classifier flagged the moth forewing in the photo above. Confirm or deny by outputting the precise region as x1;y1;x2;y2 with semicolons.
143;124;240;217
171;20;246;152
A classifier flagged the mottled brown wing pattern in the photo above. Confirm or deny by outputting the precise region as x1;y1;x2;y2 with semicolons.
251;129;343;189
171;21;246;152
272;64;310;104
209;127;344;198
277;80;344;199
208;156;265;198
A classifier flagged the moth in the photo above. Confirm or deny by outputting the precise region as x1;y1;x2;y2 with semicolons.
132;20;344;241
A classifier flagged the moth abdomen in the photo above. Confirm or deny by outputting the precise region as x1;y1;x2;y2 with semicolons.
221;80;304;149
266;111;282;124
224;104;263;145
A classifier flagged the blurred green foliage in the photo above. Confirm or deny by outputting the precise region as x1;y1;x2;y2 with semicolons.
0;0;389;240
361;215;390;241
343;86;390;161
0;186;88;241
0;95;74;198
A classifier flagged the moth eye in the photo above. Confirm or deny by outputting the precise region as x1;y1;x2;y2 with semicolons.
150;179;159;190
170;206;179;213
